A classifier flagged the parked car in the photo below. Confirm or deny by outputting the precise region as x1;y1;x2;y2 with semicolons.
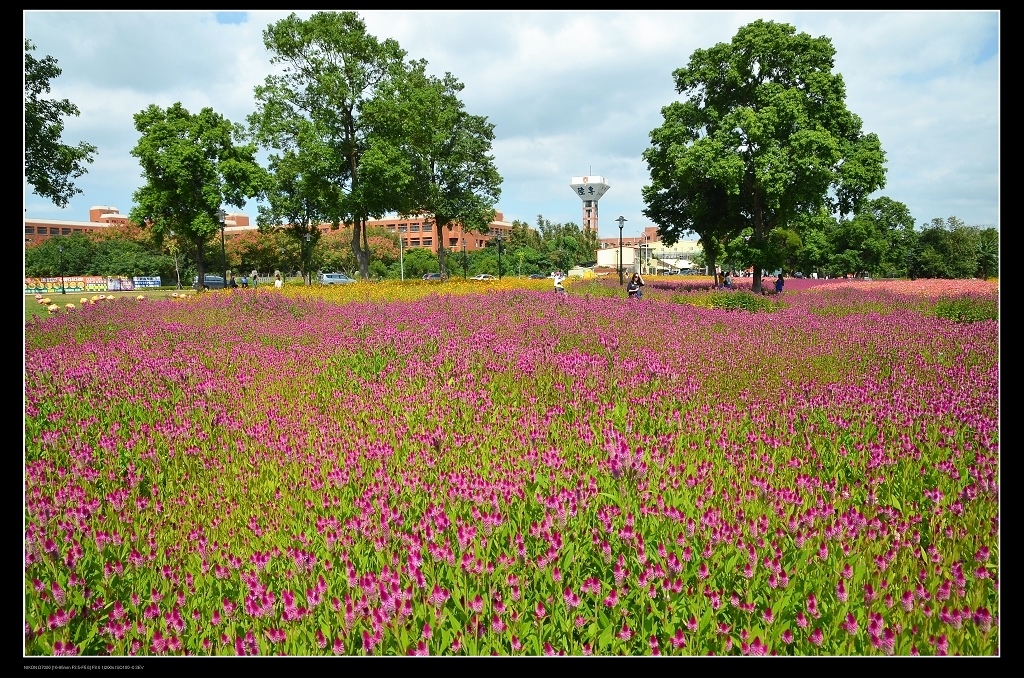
319;272;356;285
527;273;547;279
193;274;226;290
470;273;496;281
422;273;444;281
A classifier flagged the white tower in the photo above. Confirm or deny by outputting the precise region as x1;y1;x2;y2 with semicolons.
570;176;610;235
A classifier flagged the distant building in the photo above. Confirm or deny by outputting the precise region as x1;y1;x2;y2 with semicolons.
24;207;516;254
24;206;249;246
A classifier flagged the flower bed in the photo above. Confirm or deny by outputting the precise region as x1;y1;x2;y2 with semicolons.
24;280;999;655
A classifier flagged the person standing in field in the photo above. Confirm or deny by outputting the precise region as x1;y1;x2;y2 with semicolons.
251;269;259;288
775;273;785;295
274;273;283;290
553;272;566;295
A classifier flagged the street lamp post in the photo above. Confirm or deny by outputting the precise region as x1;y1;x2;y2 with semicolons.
217;209;227;286
58;243;66;295
494;232;504;280
304;232;312;285
616;216;627;285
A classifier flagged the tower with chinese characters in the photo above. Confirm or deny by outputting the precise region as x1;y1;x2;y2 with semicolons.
570;176;610;235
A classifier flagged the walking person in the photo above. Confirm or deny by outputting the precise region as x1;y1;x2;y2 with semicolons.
775;273;785;295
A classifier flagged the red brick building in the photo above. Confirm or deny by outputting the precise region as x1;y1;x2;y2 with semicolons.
24;207;513;252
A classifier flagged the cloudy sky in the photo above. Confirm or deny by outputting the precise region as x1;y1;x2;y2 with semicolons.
24;10;999;241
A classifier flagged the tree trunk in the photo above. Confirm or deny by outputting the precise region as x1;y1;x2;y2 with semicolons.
706;253;718;288
438;244;447;279
352;219;370;279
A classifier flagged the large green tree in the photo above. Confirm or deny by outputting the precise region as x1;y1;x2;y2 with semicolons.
371;61;502;279
643;20;886;293
251;11;409;280
24;40;97;208
827;196;915;278
975;227;999;279
129;102;266;286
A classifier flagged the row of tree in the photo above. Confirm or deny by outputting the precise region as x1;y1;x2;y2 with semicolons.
704;203;998;280
28;18;997;286
25;215;599;284
26;12;503;287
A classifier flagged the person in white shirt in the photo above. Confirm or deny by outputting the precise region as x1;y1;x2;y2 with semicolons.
274;273;283;290
553;272;566;295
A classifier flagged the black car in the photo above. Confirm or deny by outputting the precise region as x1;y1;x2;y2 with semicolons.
528;273;546;279
422;273;444;281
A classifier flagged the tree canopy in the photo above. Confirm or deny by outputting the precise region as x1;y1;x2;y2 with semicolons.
24;39;97;208
370;60;502;278
250;11;409;280
643;20;886;293
129;102;266;284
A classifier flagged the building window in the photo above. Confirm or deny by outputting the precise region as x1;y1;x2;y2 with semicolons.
398;225;407;233
422;237;432;246
387;224;395;231
62;228;72;235
422;223;432;232
25;225;33;234
50;227;60;235
449;238;459;247
410;224;419;232
410;239;421;247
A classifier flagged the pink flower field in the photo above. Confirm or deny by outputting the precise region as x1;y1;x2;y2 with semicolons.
24;279;999;656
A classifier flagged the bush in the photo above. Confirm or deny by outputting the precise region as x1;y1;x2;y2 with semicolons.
933;295;998;323
674;290;783;313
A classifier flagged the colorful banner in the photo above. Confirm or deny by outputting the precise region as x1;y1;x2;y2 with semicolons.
25;276;163;294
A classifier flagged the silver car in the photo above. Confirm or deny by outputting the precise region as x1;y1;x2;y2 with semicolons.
319;272;356;285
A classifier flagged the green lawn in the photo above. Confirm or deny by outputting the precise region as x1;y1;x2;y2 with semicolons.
25;289;198;324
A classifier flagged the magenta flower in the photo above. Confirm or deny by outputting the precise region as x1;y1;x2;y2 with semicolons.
742;637;767;656
973;607;993;634
841;613;858;635
491;615;506;633
809;628;824;646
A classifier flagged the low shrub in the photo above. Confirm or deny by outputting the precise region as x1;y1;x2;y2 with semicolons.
933;295;999;323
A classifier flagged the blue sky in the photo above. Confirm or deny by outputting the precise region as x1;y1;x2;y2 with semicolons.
24;10;999;240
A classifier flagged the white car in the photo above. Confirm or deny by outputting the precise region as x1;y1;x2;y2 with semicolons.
470;273;497;281
319;272;356;285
